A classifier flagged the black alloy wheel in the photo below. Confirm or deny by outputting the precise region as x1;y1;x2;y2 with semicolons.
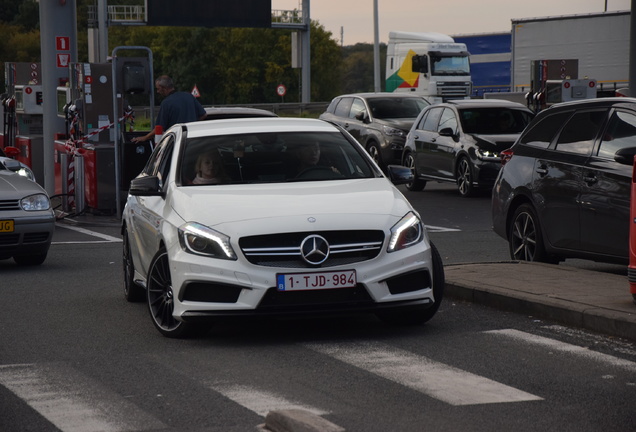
456;157;475;197
146;249;195;338
404;152;426;192
508;203;551;263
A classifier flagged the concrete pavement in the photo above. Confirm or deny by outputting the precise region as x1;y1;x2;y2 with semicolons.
444;260;636;343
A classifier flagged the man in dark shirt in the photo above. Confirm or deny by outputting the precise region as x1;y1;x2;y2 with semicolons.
132;75;206;143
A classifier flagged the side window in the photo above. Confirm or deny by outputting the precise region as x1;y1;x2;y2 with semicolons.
597;110;636;159
350;98;366;119
415;111;429;130
334;98;353;118
421;108;442;131
519;111;572;149
555;109;607;156
143;134;175;186
438;108;458;134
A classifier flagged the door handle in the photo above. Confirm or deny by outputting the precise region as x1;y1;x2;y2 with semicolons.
535;167;548;176
583;174;598;185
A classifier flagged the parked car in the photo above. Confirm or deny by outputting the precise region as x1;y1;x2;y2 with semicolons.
0;146;36;181
403;99;534;197
0;153;55;266
492;97;636;266
319;93;430;169
122;117;444;338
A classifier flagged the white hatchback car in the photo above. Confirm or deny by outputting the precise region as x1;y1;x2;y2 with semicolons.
122;117;444;338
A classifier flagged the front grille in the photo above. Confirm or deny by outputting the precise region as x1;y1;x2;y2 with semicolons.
386;270;431;295
239;230;385;268
24;232;51;244
181;282;242;303
0;234;20;245
257;284;374;311
0;200;20;211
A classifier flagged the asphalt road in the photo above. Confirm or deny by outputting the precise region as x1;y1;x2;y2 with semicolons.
0;182;634;431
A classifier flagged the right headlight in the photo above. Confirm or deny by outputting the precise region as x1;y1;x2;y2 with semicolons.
178;222;237;260
20;193;50;211
388;211;424;252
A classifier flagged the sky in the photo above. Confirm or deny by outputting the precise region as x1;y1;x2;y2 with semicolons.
272;0;632;45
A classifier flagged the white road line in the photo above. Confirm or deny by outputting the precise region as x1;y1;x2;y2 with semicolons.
0;363;166;432
304;341;542;406
54;223;122;243
485;329;636;372
425;225;461;232
210;383;328;417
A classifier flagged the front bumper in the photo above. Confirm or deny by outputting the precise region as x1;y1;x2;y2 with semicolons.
167;241;436;321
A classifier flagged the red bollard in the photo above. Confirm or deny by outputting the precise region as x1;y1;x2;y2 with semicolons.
629;155;636;305
154;125;163;145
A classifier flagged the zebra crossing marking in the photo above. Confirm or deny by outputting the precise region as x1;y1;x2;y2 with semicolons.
303;341;543;406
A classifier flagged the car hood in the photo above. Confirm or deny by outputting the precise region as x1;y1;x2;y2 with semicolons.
376;118;416;131
169;179;414;236
468;133;520;152
0;170;46;198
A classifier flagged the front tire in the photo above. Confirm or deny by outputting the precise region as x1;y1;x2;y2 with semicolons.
456;157;476;197
146;248;197;338
367;142;384;169
508;203;552;263
404;151;426;192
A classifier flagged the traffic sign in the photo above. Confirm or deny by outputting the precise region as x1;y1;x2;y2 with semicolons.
276;84;287;97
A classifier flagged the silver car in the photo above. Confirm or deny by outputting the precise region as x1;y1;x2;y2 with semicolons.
0;155;55;265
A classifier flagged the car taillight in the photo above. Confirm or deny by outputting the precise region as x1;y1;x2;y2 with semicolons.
500;149;514;166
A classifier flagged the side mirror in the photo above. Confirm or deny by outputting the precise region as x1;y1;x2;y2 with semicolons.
386;164;414;185
614;147;636;165
129;175;164;197
438;127;456;138
355;111;369;123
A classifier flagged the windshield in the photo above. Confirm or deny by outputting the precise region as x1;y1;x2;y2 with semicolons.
180;131;378;185
459;108;534;134
430;55;470;76
367;98;429;119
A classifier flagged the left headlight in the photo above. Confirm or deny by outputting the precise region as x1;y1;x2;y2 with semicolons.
388;211;424;252
383;125;406;137
20;194;50;211
477;147;500;160
178;222;237;260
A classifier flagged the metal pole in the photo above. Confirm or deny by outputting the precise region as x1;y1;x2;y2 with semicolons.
98;0;109;63
112;46;154;217
630;0;636;96
301;0;311;103
373;0;381;92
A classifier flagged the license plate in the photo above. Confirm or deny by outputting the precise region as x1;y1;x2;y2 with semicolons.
277;270;357;291
0;220;14;233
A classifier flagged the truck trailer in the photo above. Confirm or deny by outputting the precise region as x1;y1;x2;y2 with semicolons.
511;10;630;95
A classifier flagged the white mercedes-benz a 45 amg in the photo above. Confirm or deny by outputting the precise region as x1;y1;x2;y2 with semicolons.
122;117;444;337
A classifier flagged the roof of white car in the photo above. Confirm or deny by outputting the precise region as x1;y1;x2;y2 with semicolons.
183;117;340;138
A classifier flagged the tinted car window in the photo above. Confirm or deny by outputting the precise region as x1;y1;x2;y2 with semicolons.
180;131;376;185
598;110;636;159
555;109;606;155
334;98;353;117
421;107;443;131
438;108;458;134
519;111;572;149
459;108;533;134
350;98;366;118
367;98;428;119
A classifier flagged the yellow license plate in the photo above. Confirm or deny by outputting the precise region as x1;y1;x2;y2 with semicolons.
0;220;14;232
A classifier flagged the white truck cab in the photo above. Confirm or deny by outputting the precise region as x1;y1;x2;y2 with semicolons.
386;31;472;103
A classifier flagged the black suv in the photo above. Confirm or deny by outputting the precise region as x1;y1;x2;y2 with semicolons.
319;93;429;168
492;97;636;267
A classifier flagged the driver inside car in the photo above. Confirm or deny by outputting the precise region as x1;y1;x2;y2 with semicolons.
293;142;340;177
